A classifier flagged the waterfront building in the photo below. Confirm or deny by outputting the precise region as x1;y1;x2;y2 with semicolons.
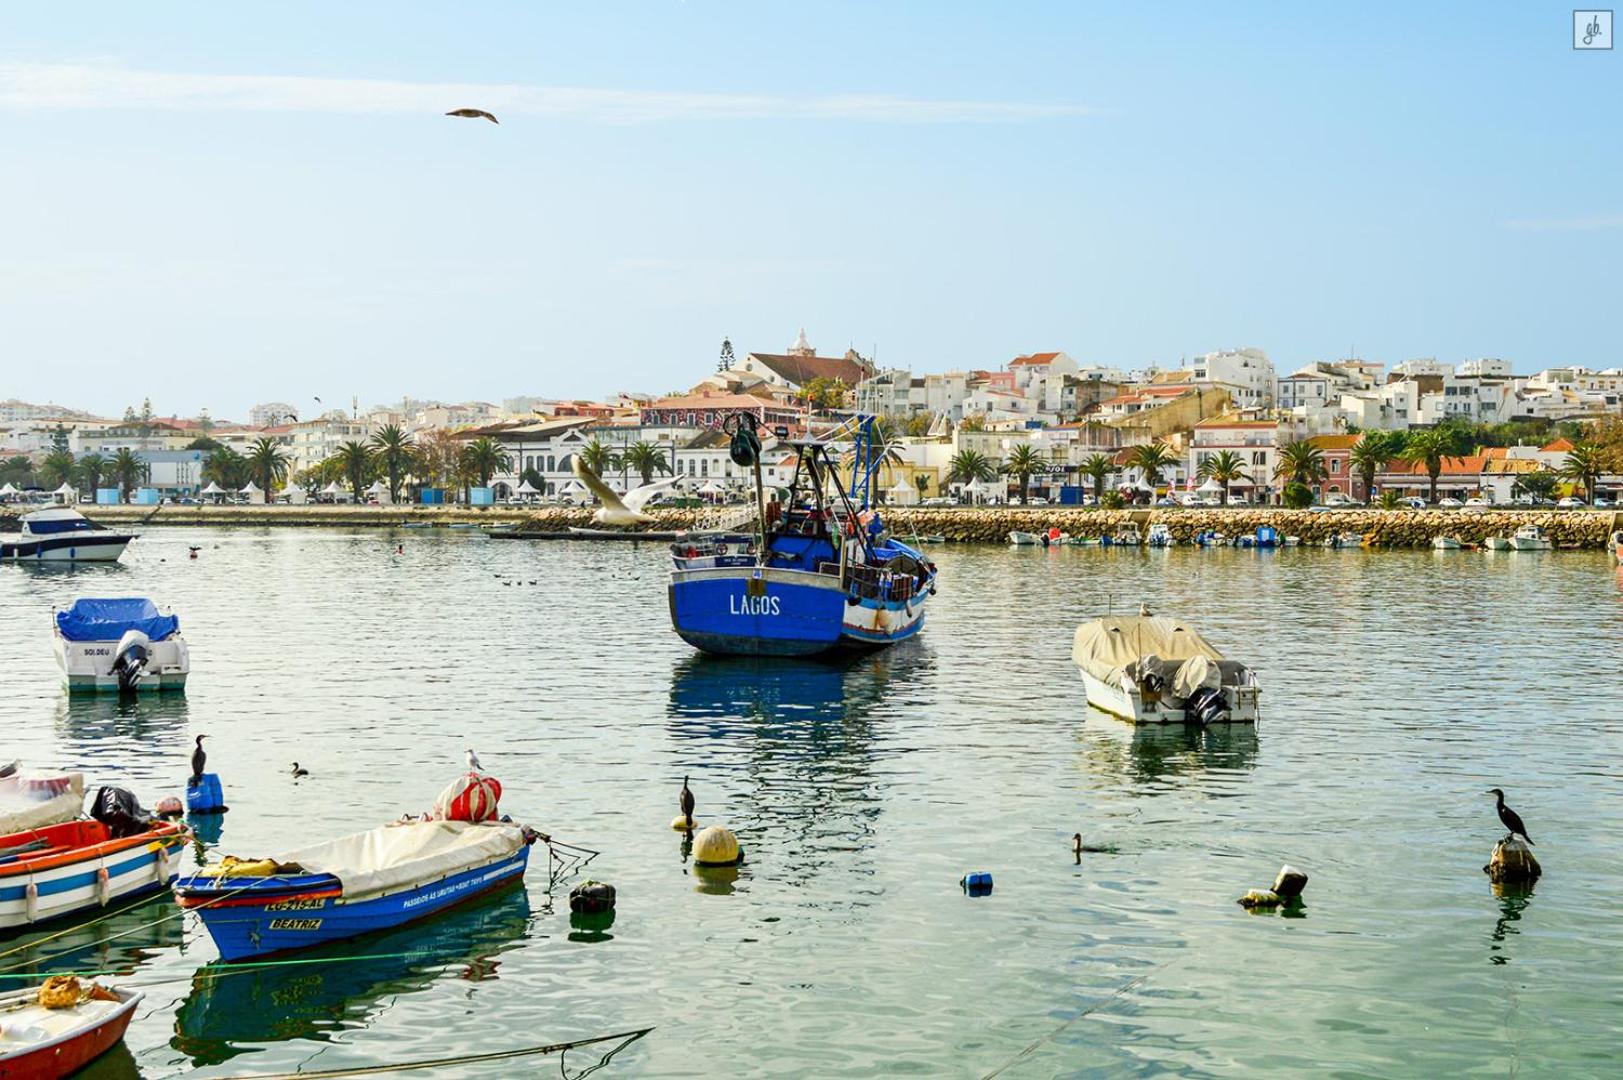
1189;415;1299;502
1304;434;1363;501
248;401;300;427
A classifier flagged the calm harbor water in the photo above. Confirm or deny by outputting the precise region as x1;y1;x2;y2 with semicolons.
3;528;1622;1078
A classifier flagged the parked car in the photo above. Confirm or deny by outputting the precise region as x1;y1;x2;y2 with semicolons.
921;496;955;507
1403;497;1426;509
1155;496;1178;507
1027;496;1048;506
1556;497;1584;509
1464;497;1490;508
1438;497;1463;508
1596;498;1613;508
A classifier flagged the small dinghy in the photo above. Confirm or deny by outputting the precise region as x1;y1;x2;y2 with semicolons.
53;598;189;693
1509;524;1551;551
0;790;187;930
1072;608;1260;725
1432;535;1462;550
1008;530;1042;546
1146;524;1174;547
0;980;142;1079
1484;535;1512;551
177;774;536;961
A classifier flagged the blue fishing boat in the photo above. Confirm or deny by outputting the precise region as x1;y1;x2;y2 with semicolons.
174;820;535;961
667;416;937;656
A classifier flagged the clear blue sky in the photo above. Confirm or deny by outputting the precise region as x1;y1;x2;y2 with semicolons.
2;2;1617;420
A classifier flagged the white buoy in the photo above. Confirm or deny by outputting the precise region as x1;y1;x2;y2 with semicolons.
692;826;743;867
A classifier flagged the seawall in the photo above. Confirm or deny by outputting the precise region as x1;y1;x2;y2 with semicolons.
10;504;1621;548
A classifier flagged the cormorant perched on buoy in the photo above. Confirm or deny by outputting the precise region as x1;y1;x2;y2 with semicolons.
1073;833;1083;856
291;762;309;778
190;735;207;784
1487;788;1532;844
679;776;695;831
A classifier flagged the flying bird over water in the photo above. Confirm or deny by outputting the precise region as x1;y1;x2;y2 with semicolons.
467;748;483;773
1487;788;1532;844
190;735;207;783
572;458;682;527
446;108;499;124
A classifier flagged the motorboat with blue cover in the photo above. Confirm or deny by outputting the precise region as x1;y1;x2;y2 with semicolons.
53;598;189;692
175;818;536;961
1;507;135;562
667;415;938;656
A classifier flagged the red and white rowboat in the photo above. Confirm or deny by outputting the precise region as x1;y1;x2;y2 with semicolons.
0;985;141;1079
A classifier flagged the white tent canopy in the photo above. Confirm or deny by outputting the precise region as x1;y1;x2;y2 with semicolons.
1197;477;1225;494
239;482;262;494
698;480;725;495
54;482;76;494
515;479;539;495
201;481;225;495
321;480;344;495
365;480;389;493
0;482;18;495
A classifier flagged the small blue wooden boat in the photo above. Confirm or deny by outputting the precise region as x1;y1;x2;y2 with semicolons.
174;820;535;962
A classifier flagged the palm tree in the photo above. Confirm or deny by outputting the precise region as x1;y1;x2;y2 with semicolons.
245;437;290;496
1125;442;1177;501
1348;433;1394;504
621;441;671;486
1079;452;1119;501
333;441;372;501
579;439;617;478
1401;429;1450;504
1561;441;1611;504
947;449;997;485
1002;444;1044;505
74;453;107;493
40;450;77;489
203;447;248;491
109;448;146;501
461;437;510;488
1274;440;1327;486
1195;449;1249;506
370;424;415;503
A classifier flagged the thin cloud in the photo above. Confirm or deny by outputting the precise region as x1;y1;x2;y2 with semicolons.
1504;214;1623;232
0;62;1097;124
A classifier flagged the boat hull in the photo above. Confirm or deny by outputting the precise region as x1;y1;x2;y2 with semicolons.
0;830;185;931
1079;669;1260;725
668;566;926;656
52;632;189;693
180;847;529;962
0;533;132;562
0;988;141;1080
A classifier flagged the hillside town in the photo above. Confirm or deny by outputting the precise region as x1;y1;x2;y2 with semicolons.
4;329;1622;509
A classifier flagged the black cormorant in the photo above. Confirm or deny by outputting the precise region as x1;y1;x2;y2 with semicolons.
1487;788;1532;844
291;762;309;778
190;735;207;783
680;776;695;831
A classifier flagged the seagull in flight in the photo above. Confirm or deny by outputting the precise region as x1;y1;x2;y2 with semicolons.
466;748;484;773
572;457;682;527
446;108;499;124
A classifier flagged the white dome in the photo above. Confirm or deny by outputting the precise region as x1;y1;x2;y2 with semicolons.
789;327;814;356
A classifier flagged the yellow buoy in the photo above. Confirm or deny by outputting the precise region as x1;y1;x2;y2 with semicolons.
670;815;699;832
692;825;743;867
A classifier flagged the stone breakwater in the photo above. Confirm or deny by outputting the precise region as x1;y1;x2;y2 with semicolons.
13;504;1620;548
883;508;1623;548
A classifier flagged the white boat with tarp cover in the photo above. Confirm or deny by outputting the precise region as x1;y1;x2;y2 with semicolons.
1;507;136;562
53;598;189;693
1071;610;1260;724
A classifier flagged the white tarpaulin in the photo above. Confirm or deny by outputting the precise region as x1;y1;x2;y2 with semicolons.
1071;616;1225;686
283;820;526;901
0;772;84;834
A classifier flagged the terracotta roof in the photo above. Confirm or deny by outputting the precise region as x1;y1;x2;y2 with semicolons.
745;352;869;387
1482;447;1508;459
1539;437;1575;453
1388;454;1490;476
647;392;796;411
1009;351;1063;367
1307;434;1361;450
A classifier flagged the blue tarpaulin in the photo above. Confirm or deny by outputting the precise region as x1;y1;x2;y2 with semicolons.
55;598;179;642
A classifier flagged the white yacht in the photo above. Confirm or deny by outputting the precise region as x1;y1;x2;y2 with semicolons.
1071;609;1260;725
1509;524;1552;552
1;507;135;562
53;598;189;693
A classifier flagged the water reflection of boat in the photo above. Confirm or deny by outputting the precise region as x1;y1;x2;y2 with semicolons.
172;882;531;1068
666;649;919;735
1080;719;1259;784
55;692;190;747
0;891;183;980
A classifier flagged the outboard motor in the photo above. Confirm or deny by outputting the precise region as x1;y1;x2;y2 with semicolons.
111;629;152;693
1184;686;1230;726
90;785;155;839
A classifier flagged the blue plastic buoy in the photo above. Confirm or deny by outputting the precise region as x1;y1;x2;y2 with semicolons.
961;872;993;896
186;773;228;815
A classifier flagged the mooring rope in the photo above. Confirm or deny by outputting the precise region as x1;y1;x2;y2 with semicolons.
215;1027;653;1079
978;957;1184;1079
